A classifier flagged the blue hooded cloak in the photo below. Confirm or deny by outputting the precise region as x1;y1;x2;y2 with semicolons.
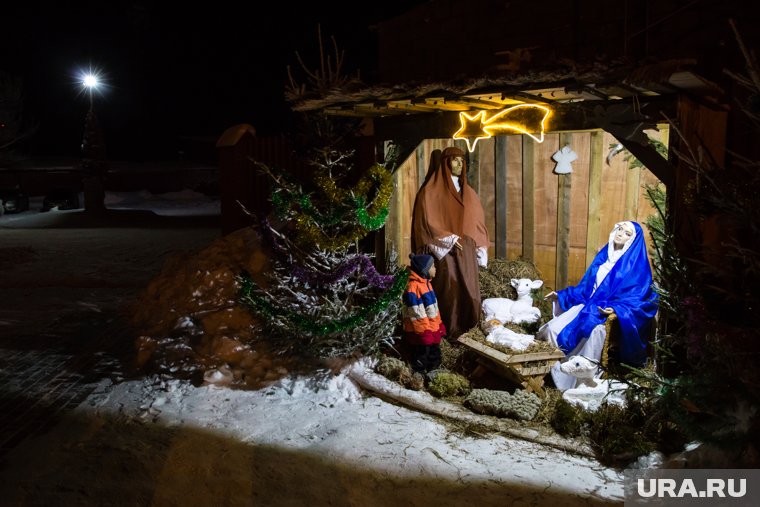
555;221;658;366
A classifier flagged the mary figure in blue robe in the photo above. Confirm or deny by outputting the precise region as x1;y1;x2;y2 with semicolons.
537;221;658;390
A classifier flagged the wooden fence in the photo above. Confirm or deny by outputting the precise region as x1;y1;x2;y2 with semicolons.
385;129;666;291
217;125;378;235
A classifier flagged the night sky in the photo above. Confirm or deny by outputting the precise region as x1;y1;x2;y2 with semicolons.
3;1;426;161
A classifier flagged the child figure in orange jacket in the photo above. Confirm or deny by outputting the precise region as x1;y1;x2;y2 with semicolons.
403;254;447;373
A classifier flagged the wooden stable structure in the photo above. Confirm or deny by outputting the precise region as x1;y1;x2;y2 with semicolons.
296;90;690;286
386;130;666;290
284;0;738;289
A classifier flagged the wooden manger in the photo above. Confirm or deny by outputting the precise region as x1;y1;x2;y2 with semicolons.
457;335;565;397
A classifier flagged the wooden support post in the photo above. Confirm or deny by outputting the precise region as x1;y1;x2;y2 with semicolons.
586;131;603;267
521;136;535;261
555;133;572;291
416;143;425;189
467;142;480;194
495;136;508;258
391;164;403;259
625;165;642;220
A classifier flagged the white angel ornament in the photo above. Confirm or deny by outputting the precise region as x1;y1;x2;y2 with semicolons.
552;145;578;174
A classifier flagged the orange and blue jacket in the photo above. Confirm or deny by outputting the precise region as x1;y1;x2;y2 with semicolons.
403;271;446;345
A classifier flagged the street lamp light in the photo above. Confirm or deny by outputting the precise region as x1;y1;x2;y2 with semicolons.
79;70;107;213
82;73;98;110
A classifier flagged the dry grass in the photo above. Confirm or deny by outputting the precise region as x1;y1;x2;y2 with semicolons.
479;258;542;300
458;326;557;355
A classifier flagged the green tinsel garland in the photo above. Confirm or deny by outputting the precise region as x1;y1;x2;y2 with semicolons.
272;190;344;226
239;269;409;337
289;198;390;251
312;163;392;206
300;194;344;226
291;215;367;251
270;163;394;250
355;196;389;231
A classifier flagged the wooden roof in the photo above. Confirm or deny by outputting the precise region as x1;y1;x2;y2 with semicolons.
286;59;725;190
287;60;719;119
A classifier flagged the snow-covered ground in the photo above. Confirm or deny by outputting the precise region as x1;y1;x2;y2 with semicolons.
0;188;220;227
0;189;626;506
1;362;625;506
105;188;220;216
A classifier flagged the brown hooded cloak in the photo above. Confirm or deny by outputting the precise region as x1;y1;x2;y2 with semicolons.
411;147;489;338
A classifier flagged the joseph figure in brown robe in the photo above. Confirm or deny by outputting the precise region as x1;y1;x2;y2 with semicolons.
411;146;490;338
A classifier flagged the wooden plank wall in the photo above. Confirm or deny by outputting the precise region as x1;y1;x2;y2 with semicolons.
385;130;665;291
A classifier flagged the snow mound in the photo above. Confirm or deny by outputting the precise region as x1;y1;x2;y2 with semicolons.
132;227;298;389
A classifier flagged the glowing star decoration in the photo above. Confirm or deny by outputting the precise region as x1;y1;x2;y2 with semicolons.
453;111;491;152
453;104;552;152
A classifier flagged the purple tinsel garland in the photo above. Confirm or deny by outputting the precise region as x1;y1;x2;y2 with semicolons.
259;218;395;289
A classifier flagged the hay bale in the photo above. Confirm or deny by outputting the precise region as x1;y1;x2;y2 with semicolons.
478;258;553;333
464;388;542;421
479;258;542;300
376;356;413;386
440;339;468;369
428;372;471;398
550;398;585;436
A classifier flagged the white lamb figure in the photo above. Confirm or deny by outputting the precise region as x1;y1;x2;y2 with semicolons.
559;355;600;388
481;278;543;325
509;278;543;323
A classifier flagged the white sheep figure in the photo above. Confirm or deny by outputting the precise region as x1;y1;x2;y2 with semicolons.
559;355;600;388
562;378;629;412
481;278;543;325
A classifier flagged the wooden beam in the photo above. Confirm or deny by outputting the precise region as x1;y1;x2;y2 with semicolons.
565;84;610;100
503;91;556;105
445;96;505;109
552;96;676;135
465;92;525;106
586;131;604;267
555;133;572;291
581;101;676;188
324;104;411;117
495;136;508;258
595;84;638;99
386;100;441;113
324;108;379;117
521;136;535;261
411;98;470;111
615;136;674;188
374;111;460;142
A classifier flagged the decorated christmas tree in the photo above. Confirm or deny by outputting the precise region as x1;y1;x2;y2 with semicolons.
239;147;407;359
